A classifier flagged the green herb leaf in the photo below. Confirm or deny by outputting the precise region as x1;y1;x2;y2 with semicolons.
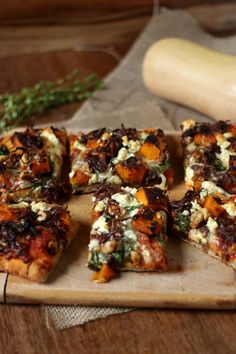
175;213;190;233
0;70;103;133
214;159;225;172
153;160;170;174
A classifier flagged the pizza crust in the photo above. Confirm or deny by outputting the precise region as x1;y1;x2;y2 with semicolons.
0;220;80;282
180;237;236;270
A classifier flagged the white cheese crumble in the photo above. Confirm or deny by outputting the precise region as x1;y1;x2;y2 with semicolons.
190;200;209;220
128;140;141;153
101;131;111;141
88;239;100;251
216;137;236;169
123;186;137;195
88;168;122;185
181;119;196;132
185;166;194;186
182;210;189;216
186;142;196;153
92;215;109;234
69;170;75;178
155;174;166;190
224;132;233;139
115;147;130;162
106;174;122;184
222;202;236;216
206;217;218;234
112;140;140;163
201;181;228;197
122;135;128;146
94;199;108;212
189;229;207;244
124;229;137;241
139;131;149;141
31;201;51;221
111;192;140;209
141;246;152;264
74;140;86;151
9;202;29;209
31;201;51;213
40;129;63;175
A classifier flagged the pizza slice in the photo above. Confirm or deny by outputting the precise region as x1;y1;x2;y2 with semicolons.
181;119;236;193
69;127;173;193
0;200;76;282
0;127;70;202
88;184;168;282
171;181;236;269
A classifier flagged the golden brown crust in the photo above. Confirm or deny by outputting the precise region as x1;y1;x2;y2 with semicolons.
181;237;236;270
0;220;79;282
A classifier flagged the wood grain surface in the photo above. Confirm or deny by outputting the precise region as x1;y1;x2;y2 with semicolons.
0;3;236;354
1;0;236;58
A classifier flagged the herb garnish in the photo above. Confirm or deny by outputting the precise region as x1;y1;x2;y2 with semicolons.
214;159;225;172
0;70;103;133
175;213;190;233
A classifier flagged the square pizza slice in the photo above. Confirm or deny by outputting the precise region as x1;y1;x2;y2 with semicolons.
181;119;236;193
69;127;173;193
0;127;70;202
171;181;236;270
0;200;76;282
88;184;168;282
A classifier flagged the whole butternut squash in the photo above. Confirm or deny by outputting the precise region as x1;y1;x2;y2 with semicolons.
142;38;236;121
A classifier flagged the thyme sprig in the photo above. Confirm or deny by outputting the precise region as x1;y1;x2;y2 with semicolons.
0;69;103;133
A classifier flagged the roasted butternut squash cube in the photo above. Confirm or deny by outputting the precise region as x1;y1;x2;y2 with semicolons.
115;157;147;185
204;194;226;218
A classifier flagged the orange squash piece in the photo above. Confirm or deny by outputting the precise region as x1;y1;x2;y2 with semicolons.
132;211;163;236
86;138;100;149
30;158;51;175
0;205;14;222
140;142;160;160
71;171;90;186
115;161;147;185
136;188;149;206
204;194;226;218
194;133;216;146
135;187;168;212
164;168;174;185
229;125;236;135
93;264;117;283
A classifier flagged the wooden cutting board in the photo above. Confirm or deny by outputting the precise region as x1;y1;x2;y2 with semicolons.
3;133;236;308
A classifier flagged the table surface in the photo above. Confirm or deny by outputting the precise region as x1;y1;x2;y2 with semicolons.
0;14;236;354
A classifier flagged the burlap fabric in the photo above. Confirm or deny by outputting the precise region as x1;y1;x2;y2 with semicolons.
44;8;236;329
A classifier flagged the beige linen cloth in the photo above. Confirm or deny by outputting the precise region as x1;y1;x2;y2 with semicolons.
44;8;236;329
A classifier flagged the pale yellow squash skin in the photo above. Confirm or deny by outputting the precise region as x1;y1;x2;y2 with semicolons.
142;38;236;121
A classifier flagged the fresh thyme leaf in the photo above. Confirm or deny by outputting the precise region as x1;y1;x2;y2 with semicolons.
214;159;225;172
175;213;190;233
0;70;103;133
